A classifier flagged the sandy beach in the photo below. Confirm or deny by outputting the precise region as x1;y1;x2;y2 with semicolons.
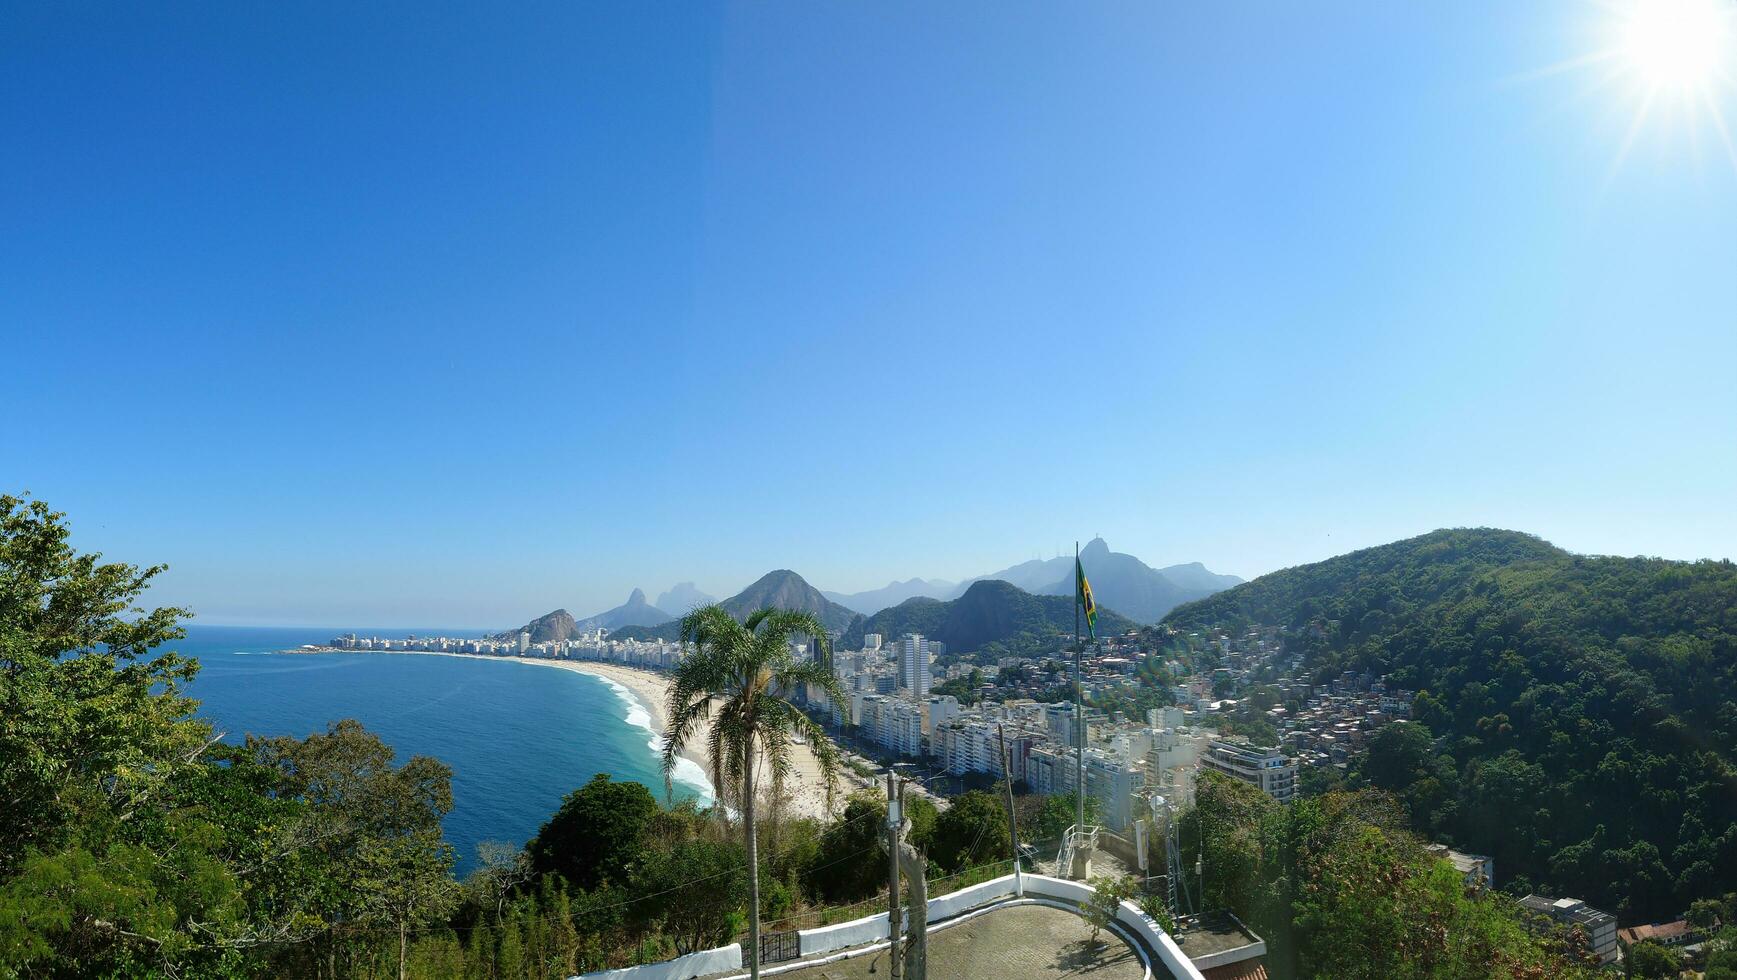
300;649;841;822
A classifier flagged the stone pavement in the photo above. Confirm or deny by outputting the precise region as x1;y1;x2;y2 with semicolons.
770;904;1149;980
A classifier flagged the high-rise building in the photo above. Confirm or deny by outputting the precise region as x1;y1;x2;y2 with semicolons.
517;631;530;655
898;633;931;696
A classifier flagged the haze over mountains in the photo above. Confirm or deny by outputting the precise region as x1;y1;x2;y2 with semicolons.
502;538;1241;647
654;582;714;617
824;538;1243;620
822;578;957;617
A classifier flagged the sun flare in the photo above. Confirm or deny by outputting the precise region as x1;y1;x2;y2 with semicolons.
1528;0;1737;177
1616;0;1734;92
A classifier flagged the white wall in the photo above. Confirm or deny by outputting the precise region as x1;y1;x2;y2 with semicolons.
576;943;742;980
1020;873;1093;905
1115;900;1207;980
797;913;888;957
925;876;1019;923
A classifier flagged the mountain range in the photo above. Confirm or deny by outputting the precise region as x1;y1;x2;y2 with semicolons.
819;537;1241;620
822;578;957;617
509;538;1239;649
840;579;1138;655
497;589;674;641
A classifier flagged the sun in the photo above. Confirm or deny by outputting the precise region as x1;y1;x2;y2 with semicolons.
1615;0;1734;93
1524;0;1737;177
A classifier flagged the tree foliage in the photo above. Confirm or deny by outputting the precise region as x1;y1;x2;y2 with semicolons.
1179;770;1597;980
529;773;657;892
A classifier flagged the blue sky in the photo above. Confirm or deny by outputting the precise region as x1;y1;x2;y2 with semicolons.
6;1;1736;628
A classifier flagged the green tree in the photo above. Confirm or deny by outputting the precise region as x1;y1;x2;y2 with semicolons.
249;718;457;980
662;605;847;979
1709;946;1737;980
1177;772;1597;980
1083;876;1135;951
929;790;1009;873
1033;792;1102;843
0;494;200;875
1625;939;1678;978
633;837;748;954
1689;897;1726;930
529;773;658;891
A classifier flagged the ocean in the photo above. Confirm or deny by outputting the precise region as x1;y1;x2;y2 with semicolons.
174;625;712;876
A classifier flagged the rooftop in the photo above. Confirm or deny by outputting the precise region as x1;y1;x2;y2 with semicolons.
1173;911;1264;962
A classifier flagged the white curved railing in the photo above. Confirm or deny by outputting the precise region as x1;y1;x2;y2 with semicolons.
574;872;1207;980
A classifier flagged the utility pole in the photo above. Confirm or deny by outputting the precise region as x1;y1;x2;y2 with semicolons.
887;770;902;980
896;780;927;980
997;725;1024;897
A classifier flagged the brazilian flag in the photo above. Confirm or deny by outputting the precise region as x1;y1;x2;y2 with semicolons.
1076;557;1097;639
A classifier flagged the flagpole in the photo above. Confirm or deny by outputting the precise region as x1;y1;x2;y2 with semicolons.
1074;540;1085;839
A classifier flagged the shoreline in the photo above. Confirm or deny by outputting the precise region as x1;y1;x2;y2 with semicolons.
281;648;839;821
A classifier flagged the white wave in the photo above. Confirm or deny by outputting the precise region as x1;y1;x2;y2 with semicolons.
595;676;716;806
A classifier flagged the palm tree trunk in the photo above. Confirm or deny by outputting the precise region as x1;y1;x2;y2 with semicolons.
745;738;761;980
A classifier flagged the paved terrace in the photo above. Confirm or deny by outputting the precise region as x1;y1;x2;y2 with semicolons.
581;874;1206;980
762;903;1148;980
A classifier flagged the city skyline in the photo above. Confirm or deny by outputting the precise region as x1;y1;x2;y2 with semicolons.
8;0;1737;627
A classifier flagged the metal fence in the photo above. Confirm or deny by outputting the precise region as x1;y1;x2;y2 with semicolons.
758;929;801;963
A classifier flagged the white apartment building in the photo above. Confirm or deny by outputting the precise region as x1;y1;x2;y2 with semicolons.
1023;744;1147;831
1200;737;1297;802
930;718;1004;777
857;693;923;758
898;633;932;696
927;694;961;730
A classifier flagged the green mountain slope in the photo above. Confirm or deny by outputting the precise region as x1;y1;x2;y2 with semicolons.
610;570;861;641
844;579;1136;655
1164;527;1737;922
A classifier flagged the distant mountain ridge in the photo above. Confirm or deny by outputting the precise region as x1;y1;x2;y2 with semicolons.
611;570;861;642
654;582;714;617
573;588;674;632
948;537;1242;622
842;579;1137;654
823;578;957;616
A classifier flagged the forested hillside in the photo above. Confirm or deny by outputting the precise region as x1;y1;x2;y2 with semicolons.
842;579;1137;656
1165;528;1737;921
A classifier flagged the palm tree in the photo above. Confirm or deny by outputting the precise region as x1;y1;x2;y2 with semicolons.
662;606;847;979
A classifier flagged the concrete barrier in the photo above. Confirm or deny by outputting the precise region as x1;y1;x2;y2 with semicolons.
1099;830;1143;870
926;875;1019;923
1021;873;1093;905
577;943;741;980
796;912;888;957
1115;901;1207;980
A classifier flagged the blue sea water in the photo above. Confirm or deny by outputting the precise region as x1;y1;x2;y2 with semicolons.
176;625;711;875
